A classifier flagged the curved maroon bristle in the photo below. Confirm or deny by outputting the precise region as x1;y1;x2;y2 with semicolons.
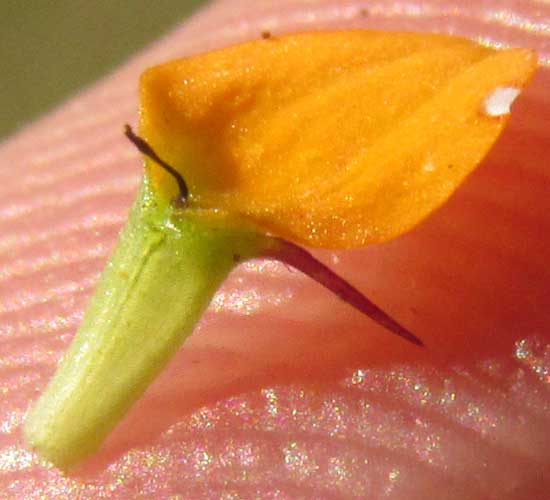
262;238;424;347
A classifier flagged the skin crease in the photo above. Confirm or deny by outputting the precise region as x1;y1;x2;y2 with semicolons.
1;0;549;498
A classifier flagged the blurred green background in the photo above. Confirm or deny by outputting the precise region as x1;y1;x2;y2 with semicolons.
0;0;207;140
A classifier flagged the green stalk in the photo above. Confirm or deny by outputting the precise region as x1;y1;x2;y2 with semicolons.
24;180;266;470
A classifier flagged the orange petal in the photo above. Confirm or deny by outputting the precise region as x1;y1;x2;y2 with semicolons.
139;30;537;247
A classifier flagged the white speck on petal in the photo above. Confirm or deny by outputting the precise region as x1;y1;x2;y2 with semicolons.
423;160;436;172
482;86;521;117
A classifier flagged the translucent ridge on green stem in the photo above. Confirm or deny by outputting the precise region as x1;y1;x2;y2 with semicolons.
24;179;267;470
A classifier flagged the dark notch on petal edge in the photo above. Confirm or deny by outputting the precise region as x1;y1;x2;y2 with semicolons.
124;124;189;204
265;239;424;347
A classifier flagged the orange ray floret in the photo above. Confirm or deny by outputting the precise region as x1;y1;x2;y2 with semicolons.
24;31;538;469
139;30;537;248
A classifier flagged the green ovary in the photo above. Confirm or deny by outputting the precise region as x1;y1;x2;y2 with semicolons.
24;180;266;470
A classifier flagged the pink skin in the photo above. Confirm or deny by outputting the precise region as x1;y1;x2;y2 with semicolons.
1;0;549;498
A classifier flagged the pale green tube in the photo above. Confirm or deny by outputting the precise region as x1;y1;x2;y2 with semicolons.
24;181;266;470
